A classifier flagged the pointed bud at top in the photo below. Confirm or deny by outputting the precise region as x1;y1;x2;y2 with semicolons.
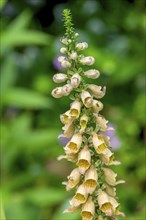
76;42;88;50
64;133;82;154
70;73;81;88
53;73;67;83
70;184;87;207
88;84;106;98
51;87;64;98
70;100;81;118
80;56;95;66
84;70;100;79
60;47;67;54
84;165;98;194
77;146;91;174
81;90;93;108
102;167;125;186
81;196;95;220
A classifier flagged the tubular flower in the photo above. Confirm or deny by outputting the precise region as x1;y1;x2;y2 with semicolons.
51;9;125;220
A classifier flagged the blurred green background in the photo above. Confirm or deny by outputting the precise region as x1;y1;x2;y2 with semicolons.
0;0;145;219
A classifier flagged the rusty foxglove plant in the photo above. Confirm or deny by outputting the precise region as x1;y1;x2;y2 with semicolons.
52;9;125;220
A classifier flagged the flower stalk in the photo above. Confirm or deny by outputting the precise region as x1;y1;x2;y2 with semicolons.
52;9;125;220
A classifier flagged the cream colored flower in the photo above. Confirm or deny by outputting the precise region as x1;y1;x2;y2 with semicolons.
61;60;71;68
63;206;80;213
92;100;103;112
60;110;72;124
53;73;67;83
60;47;67;54
80;114;88;133
60;37;68;45
51;87;64;98
92;132;107;154
94;114;108;132
64;168;81;191
84;165;98;194
97;189;113;216
62;84;73;96
81;90;93;108
109;196;125;217
84;70;100;79
76;42;88;50
88;84;106;98
70;51;78;60
77;146;91;174
81;196;95;220
58;56;65;62
105;183;116;197
102;167;125;186
70;184;88;207
70;100;81;118
63;120;75;138
70;73;81;88
100;148;121;166
80;56;95;65
64;133;82;154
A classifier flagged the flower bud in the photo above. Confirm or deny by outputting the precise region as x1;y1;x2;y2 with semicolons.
93;114;108;132
51;87;63;98
81;90;93;108
84;70;100;79
63;120;75;138
62;84;73;96
80;114;88;132
92;100;103;112
80;56;95;65
81;196;95;220
58;56;65;62
92;132;107;154
76;42;88;50
77;146;91;174
84;165;98;194
65;168;81;191
53;73;67;83
70;51;78;60
70;73;81;88
60;37;68;45
70;184;88;207
64;133;82;154
70;100;81;118
102;167;125;186
60;60;71;68
88;84;106;98
100;148;116;165
60;47;67;54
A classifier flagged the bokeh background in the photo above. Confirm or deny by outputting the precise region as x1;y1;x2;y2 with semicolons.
0;0;145;219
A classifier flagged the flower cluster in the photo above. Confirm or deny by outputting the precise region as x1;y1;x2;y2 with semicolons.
52;9;125;220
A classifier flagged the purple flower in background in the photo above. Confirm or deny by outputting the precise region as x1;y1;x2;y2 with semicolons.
53;56;63;70
104;123;121;151
58;134;71;146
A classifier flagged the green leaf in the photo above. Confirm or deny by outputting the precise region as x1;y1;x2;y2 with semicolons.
2;88;52;109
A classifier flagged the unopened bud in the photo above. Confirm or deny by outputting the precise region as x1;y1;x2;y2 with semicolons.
51;87;63;98
80;56;95;65
76;42;88;50
62;84;73;96
60;47;67;54
53;73;67;83
70;73;81;88
84;69;100;79
70;51;78;60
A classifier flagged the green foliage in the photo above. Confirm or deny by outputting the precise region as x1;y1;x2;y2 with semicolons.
1;0;145;220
